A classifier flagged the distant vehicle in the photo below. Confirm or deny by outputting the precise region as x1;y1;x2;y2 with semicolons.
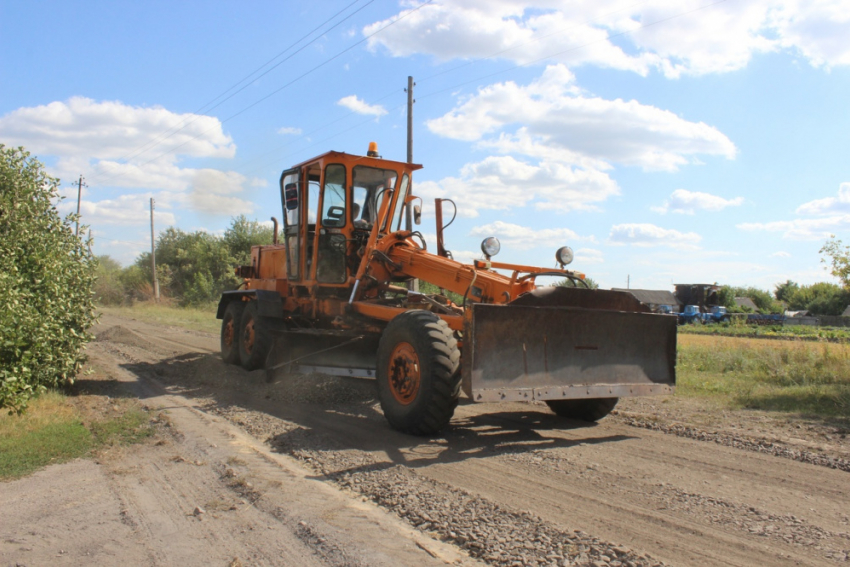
703;306;730;323
677;305;703;325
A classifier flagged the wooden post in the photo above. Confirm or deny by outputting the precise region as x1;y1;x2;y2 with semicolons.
150;198;160;301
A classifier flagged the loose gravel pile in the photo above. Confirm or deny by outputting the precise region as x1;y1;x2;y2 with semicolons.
332;465;665;567
617;414;850;473
657;486;850;561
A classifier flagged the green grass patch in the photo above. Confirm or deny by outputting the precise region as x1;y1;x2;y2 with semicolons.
677;335;850;418
679;321;850;342
100;302;220;334
0;391;152;481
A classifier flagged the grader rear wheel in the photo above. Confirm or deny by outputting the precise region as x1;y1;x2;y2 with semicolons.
220;301;244;364
238;301;271;371
546;398;619;422
377;310;461;435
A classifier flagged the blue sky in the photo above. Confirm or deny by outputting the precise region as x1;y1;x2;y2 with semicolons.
2;0;848;292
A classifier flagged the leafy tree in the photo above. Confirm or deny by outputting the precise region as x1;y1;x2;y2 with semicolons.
223;215;274;265
774;279;799;303
717;285;780;314
93;255;126;305
135;227;237;306
556;276;599;289
786;282;849;316
820;237;850;289
0;145;97;413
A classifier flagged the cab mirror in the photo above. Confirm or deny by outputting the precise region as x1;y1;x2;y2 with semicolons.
413;204;422;225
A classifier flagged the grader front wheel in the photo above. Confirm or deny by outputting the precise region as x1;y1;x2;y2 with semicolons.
377;311;461;435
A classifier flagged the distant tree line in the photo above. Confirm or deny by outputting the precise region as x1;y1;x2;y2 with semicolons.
713;238;850;316
95;215;273;307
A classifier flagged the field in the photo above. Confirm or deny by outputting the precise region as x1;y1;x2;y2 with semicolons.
677;333;850;418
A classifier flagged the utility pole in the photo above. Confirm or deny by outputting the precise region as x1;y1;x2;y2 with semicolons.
150;198;160;301
406;76;414;164
405;76;418;292
75;175;85;238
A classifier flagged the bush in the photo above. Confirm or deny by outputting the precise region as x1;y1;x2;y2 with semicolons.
93;255;126;305
0;146;97;413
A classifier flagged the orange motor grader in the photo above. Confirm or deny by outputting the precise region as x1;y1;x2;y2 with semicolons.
217;143;676;435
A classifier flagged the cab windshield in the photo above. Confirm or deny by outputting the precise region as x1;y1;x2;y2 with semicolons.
351;166;397;229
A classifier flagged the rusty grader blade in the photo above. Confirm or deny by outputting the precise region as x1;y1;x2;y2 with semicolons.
462;287;677;403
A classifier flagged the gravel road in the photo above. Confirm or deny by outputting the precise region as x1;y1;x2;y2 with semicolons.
3;312;848;567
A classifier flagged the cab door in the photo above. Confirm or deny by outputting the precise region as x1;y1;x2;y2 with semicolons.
280;167;302;280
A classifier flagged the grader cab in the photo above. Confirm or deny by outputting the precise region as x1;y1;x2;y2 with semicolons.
217;143;676;435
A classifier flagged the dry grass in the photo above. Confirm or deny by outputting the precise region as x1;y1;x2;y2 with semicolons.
677;334;850;418
100;302;220;335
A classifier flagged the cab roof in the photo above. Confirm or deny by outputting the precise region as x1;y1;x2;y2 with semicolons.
290;150;423;172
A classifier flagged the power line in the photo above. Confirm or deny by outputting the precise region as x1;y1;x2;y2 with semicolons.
91;0;433;189
121;0;434;177
91;0;377;185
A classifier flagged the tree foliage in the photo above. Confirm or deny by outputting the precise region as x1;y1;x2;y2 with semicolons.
774;279;800;303
0;146;97;413
99;216;274;307
820;237;850;290
556;276;599;289
785;282;849;316
717;285;781;314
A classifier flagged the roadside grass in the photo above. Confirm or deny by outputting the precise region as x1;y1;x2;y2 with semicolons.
0;391;152;481
100;301;220;335
677;334;850;419
679;321;850;342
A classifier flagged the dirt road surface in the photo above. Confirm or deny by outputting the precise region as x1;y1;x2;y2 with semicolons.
2;312;849;567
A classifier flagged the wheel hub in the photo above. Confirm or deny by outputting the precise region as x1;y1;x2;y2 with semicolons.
388;342;420;405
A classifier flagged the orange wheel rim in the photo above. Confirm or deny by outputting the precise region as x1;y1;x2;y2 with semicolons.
223;319;235;348
243;318;255;354
388;342;420;405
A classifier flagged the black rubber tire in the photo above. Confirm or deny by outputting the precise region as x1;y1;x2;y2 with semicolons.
377;310;461;435
545;398;619;422
238;301;272;371
220;301;245;364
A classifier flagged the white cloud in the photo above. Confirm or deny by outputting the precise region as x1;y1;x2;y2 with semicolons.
740;182;850;240
575;247;604;264
608;223;701;248
796;182;850;215
653;189;744;214
0;97;261;221
737;215;850;241
0;96;234;161
469;220;588;250
771;251;791;258
337;95;388;117
55;192;177;227
364;1;850;77
415;154;619;217
277;126;302;135
427;65;736;172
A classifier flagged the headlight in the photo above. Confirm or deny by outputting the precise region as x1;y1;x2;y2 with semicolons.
556;246;573;266
481;237;500;258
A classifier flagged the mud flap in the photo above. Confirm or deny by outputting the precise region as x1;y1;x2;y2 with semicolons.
463;297;676;403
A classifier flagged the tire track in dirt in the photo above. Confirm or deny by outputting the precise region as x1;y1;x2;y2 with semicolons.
98;313;850;567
